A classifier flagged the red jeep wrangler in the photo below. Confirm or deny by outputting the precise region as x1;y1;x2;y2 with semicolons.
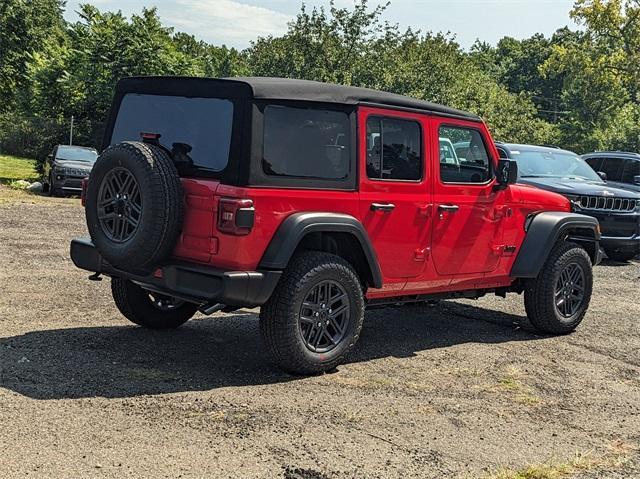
71;77;601;374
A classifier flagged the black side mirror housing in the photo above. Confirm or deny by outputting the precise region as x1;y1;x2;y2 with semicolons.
495;159;518;190
597;171;607;181
634;175;640;186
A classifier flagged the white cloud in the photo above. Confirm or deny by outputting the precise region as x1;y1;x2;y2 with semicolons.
168;0;292;48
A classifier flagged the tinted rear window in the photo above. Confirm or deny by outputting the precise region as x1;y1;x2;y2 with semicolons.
262;105;350;180
111;93;234;173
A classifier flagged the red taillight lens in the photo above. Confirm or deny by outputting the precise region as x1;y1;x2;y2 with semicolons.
217;198;254;236
81;178;89;206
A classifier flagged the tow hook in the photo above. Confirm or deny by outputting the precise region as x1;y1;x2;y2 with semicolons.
88;272;102;281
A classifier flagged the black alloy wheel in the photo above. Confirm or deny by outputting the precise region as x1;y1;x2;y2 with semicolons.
299;280;351;353
97;167;142;243
524;241;593;334
554;262;586;318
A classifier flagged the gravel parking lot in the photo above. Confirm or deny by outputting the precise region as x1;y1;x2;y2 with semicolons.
1;187;639;478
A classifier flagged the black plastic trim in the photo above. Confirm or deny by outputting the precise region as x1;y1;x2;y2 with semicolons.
259;212;383;288
70;238;281;307
511;212;600;278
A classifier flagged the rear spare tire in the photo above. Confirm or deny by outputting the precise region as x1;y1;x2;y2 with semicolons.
85;141;184;271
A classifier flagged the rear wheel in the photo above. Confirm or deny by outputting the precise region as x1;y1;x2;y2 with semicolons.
260;251;365;375
524;242;593;334
111;277;197;329
604;248;638;262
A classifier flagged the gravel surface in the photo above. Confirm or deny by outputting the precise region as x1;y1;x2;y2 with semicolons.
1;188;639;478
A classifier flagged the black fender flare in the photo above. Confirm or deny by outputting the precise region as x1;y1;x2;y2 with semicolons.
259;212;383;288
510;211;600;278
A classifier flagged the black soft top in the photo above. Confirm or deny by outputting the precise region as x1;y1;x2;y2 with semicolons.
116;76;480;121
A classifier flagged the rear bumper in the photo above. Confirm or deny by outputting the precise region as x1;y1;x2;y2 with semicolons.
70;238;281;307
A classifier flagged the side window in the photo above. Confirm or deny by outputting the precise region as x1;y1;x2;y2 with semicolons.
621;159;640;184
263;105;350;180
584;157;602;172
439;126;492;183
366;117;422;181
496;147;508;159
600;158;624;181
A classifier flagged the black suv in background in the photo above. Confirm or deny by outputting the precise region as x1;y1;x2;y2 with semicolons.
583;151;640;193
43;145;98;196
497;143;640;262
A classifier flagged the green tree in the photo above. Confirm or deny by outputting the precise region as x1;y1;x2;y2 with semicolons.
0;0;66;112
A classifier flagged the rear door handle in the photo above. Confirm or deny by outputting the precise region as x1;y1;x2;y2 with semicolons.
370;203;396;212
438;204;459;212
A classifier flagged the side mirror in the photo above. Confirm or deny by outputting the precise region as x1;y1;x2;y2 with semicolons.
634;175;640;186
597;171;607;181
495;159;518;189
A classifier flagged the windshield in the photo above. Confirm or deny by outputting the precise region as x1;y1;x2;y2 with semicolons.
111;93;234;174
512;149;603;182
56;146;98;163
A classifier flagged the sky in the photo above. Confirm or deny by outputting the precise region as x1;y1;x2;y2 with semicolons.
63;0;580;50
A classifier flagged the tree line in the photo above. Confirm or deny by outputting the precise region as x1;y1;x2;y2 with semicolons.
1;0;639;171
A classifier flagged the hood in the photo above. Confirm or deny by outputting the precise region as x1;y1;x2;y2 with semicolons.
519;177;639;199
54;159;94;170
605;180;640;194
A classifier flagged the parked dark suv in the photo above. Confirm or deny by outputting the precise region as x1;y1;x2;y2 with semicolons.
582;151;640;193
43;145;98;196
497;143;640;262
70;77;600;374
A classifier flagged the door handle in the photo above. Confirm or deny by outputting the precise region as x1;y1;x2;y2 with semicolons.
370;203;396;212
438;204;459;212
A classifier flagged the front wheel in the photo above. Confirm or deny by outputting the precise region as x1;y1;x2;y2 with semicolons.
111;278;198;329
260;251;365;375
47;173;59;197
524;242;593;334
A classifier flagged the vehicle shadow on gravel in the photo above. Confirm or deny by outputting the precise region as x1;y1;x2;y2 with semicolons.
0;302;544;400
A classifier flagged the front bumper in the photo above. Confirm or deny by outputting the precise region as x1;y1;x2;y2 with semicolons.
600;235;640;252
53;176;87;193
70;238;282;307
578;210;640;253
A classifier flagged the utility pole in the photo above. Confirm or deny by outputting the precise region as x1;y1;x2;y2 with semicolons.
69;115;74;145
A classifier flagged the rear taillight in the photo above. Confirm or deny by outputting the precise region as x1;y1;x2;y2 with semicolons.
217;198;254;236
81;178;89;206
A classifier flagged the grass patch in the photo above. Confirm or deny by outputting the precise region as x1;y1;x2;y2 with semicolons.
485;441;635;479
0;153;38;184
0;185;78;205
487;366;543;406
